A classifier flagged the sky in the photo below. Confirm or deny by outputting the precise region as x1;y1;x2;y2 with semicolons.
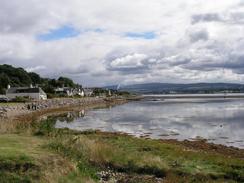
0;0;244;86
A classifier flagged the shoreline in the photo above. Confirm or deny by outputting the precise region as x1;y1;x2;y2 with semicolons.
1;96;244;153
79;130;244;158
0;97;127;120
0;96;244;182
0;97;127;134
143;93;244;99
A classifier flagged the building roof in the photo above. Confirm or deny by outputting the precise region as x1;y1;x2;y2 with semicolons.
0;95;7;98
7;87;46;94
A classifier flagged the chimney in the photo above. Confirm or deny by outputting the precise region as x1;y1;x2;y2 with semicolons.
7;85;11;89
30;84;33;88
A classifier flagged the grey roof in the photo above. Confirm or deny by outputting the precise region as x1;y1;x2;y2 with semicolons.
7;87;46;94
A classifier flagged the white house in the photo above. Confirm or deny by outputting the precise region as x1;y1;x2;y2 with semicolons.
54;87;84;97
73;88;85;97
54;87;73;97
6;86;47;100
83;88;94;97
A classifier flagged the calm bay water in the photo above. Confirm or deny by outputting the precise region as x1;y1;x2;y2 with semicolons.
55;97;244;148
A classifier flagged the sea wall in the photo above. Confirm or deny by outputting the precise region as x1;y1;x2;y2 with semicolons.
0;97;125;119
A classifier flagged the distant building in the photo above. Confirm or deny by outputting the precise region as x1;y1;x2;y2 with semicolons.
55;87;84;97
73;88;85;97
83;88;94;97
54;87;73;97
108;89;112;96
6;85;47;100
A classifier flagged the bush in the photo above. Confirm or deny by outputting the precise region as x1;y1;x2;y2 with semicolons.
12;96;31;103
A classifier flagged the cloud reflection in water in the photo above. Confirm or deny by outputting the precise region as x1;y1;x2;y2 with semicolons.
55;98;244;148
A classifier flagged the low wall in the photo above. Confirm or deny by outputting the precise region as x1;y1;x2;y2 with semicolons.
0;97;110;119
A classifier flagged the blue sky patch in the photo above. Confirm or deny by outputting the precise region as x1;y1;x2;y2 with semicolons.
37;25;80;41
94;28;104;33
125;32;157;39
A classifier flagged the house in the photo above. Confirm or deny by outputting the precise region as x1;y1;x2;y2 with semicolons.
54;87;73;97
73;88;85;97
6;85;47;100
83;88;94;97
55;87;84;97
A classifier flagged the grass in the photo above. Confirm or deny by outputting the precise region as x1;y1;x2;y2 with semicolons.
0;134;80;183
45;128;244;182
0;134;41;182
0;102;22;106
0;111;244;182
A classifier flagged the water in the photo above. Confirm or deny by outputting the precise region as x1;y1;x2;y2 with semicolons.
55;97;244;148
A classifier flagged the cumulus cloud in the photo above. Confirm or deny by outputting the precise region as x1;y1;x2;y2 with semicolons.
188;29;209;42
107;53;149;73
0;0;244;86
191;13;222;24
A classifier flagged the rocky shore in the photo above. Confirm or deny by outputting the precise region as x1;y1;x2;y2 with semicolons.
0;97;126;120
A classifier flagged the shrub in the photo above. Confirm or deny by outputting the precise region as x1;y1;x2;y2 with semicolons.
11;96;31;103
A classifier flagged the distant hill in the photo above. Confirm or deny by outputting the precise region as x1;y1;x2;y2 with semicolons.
0;64;80;94
105;83;244;94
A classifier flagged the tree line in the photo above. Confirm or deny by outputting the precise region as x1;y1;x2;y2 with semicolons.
0;64;80;94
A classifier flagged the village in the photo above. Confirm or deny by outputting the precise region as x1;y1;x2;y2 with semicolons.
0;65;131;120
0;84;114;101
1;0;244;182
0;84;119;119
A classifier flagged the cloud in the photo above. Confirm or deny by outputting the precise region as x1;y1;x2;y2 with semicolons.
188;29;209;42
0;0;244;86
191;13;222;24
25;65;46;72
107;53;150;73
162;55;191;67
191;5;244;26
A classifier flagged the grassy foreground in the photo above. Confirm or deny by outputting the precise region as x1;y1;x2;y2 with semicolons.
0;116;244;182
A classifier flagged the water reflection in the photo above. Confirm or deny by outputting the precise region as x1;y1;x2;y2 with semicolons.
55;98;244;148
55;110;85;123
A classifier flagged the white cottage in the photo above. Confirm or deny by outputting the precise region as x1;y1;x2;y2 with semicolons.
54;87;73;97
83;88;94;97
54;87;84;97
6;86;47;100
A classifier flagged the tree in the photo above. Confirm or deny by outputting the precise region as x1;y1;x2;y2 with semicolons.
0;64;32;86
28;72;41;85
0;64;81;94
58;77;75;87
0;73;10;94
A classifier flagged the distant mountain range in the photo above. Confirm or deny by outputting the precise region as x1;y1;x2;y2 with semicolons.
105;83;244;94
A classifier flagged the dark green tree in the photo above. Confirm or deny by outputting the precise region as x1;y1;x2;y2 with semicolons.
57;77;75;87
28;72;41;85
0;73;10;94
0;64;81;94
